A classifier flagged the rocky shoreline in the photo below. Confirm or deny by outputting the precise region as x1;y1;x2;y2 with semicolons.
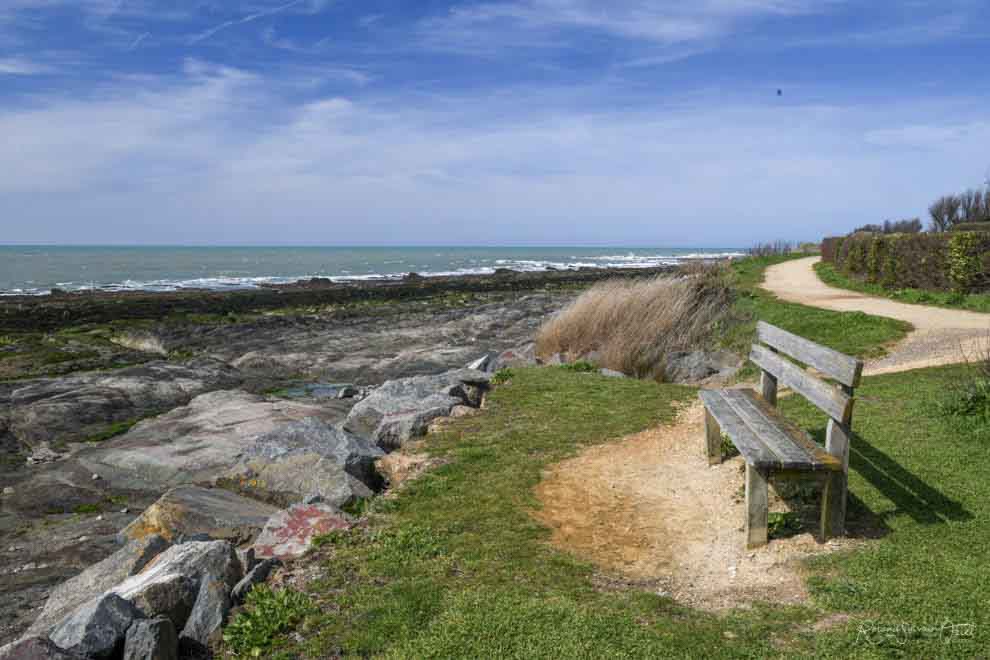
1;266;647;657
0;264;740;658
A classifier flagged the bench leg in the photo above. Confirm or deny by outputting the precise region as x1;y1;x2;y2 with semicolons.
821;419;851;541
821;471;847;540
745;464;769;549
704;408;722;465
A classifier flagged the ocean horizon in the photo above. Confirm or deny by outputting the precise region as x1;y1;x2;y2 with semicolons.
0;245;745;296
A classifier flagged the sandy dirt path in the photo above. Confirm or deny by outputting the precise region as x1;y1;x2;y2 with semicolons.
762;256;990;375
535;258;990;609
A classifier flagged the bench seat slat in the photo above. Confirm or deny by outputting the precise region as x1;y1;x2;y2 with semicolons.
757;321;864;387
731;389;841;471
699;389;842;473
750;344;854;424
698;390;779;470
720;389;821;470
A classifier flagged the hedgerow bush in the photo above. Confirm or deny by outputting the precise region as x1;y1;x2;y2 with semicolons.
830;231;990;293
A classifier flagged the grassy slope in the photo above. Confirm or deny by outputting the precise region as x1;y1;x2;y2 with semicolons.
725;256;910;361
815;261;990;314
229;258;987;659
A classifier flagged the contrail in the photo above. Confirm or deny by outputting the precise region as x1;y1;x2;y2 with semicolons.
189;0;304;44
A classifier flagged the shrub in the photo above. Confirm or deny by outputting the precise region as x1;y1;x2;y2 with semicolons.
534;271;732;380
223;586;313;657
935;340;990;422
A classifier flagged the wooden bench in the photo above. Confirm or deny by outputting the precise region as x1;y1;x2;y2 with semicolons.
699;321;863;548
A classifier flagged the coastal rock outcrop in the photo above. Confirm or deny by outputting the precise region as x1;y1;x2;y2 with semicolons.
25;535;172;639
253;503;352;560
343;369;490;449
119;486;280;545
0;359;242;453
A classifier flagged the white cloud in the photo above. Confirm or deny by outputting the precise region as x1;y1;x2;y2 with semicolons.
419;0;833;54
0;56;53;75
1;64;987;245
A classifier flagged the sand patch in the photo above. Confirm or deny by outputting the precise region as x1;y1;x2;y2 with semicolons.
534;401;858;610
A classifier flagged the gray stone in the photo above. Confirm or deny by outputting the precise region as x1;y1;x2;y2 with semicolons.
123;618;178;660
78;390;342;492
240;417;383;487
343;369;490;449
116;573;197;629
50;593;141;659
236;547;259;577
465;353;497;372
26;535;171;638
253;504;351;560
0;637;85;659
231;558;281;604
489;343;538;371
664;350;741;384
336;385;360;399
117;540;242;598
119;486;280;545
599;368;627;378
178;577;230;651
4;359;241;452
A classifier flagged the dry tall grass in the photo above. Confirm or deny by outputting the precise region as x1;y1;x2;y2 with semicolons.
535;272;732;380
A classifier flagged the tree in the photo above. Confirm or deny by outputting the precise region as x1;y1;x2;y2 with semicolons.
929;195;961;232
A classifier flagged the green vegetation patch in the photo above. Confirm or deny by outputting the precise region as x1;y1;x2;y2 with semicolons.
83;418;142;443
816;261;990;313
223;585;315;658
261;369;823;658
724;256;910;366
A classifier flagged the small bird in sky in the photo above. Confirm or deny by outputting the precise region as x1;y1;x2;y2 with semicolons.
777;89;783;96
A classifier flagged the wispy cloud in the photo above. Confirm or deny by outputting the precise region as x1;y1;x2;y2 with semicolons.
0;56;53;75
188;0;306;45
419;0;832;54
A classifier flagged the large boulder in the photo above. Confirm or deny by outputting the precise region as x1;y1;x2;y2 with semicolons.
114;573;197;629
253;504;352;560
26;535;171;638
123;617;178;660
119;486;280;545
231;559;281;604
344;369;490;449
0;637;84;659
49;594;141;659
77;390;341;491
489;344;538;372
663;350;741;384
2;359;241;452
178;577;230;652
220;417;383;506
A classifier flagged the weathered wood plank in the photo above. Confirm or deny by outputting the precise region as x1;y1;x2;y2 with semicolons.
821;418;851;539
760;369;778;407
721;389;818;470
698;390;779;470
738;389;842;471
749;345;854;424
757;321;863;387
704;407;722;465
746;464;769;549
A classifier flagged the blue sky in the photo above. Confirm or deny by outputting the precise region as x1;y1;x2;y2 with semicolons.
1;0;988;247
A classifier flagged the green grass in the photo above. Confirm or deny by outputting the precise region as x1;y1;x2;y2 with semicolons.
261;370;805;658
250;364;988;659
83;418;141;443
223;585;315;658
815;261;990;314
723;257;911;371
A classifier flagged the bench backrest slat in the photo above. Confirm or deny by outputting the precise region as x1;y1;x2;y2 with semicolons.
750;344;854;424
757;321;864;388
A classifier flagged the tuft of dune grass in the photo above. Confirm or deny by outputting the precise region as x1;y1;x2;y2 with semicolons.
535;270;732;380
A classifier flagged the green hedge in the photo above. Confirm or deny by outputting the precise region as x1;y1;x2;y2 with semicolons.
829;231;990;293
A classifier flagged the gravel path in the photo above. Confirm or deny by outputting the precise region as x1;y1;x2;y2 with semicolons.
762;256;990;375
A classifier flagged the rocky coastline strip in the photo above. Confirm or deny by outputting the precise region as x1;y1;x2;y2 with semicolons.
0;264;740;658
